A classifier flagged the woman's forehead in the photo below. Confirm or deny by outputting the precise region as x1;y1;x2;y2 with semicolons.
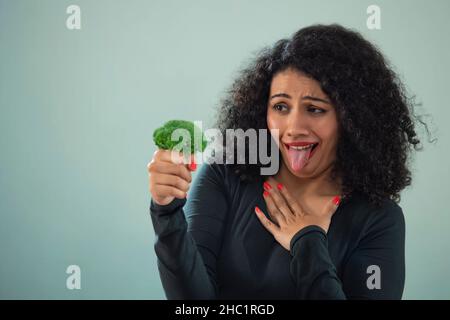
270;70;328;100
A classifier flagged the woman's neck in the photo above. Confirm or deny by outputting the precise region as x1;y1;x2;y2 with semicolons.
272;161;342;198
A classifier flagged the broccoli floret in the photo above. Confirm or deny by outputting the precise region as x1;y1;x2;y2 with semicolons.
153;120;208;154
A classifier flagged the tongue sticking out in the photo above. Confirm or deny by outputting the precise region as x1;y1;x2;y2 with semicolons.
288;146;313;172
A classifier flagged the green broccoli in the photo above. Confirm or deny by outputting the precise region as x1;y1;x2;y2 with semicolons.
153;120;208;154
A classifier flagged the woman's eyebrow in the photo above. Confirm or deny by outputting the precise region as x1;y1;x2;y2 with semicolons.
269;93;330;104
270;93;291;100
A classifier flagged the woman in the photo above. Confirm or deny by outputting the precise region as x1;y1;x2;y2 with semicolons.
147;24;422;299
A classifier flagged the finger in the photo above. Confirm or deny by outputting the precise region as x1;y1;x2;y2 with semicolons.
322;195;342;216
255;206;279;235
148;160;192;183
152;173;190;192
264;179;293;221
153;184;187;199
154;149;190;165
187;154;197;171
269;178;305;217
263;190;285;226
153;149;198;172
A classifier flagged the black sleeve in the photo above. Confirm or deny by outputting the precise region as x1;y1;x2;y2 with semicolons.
289;203;405;300
149;163;229;299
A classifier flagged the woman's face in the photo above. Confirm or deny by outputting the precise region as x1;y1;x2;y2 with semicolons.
267;67;339;178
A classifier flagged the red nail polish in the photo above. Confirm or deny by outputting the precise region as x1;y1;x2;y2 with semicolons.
255;206;262;215
189;162;197;171
277;183;283;191
332;196;341;206
263;190;269;197
263;182;272;191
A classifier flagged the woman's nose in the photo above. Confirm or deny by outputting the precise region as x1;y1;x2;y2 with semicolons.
285;112;310;137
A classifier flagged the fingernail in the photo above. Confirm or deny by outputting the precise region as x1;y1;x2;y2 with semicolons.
263;190;269;197
255;206;262;215
332;196;341;206
185;193;188;199
263;182;272;191
189;161;197;171
277;183;283;191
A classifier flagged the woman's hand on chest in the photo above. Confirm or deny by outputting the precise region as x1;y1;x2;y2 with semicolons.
255;177;341;251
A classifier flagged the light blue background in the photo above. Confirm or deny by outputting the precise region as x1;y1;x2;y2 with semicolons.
0;0;448;299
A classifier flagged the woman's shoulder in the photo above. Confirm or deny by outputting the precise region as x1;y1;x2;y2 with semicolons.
196;162;253;187
195;163;262;206
342;191;405;235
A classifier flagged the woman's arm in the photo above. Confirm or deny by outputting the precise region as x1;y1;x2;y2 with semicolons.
289;203;405;299
150;163;229;299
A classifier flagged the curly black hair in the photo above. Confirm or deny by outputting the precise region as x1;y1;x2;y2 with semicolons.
213;24;430;207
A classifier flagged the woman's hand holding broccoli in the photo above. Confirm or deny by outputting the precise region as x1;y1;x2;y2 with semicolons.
147;120;207;206
147;149;195;206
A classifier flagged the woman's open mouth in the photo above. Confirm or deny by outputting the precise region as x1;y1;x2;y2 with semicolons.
283;142;319;171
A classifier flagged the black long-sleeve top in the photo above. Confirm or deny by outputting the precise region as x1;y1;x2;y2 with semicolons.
149;163;405;299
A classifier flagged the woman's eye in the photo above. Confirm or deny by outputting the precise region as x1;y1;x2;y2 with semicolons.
307;106;325;114
272;104;287;112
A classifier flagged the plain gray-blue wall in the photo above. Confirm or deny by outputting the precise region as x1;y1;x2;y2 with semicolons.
0;0;448;299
